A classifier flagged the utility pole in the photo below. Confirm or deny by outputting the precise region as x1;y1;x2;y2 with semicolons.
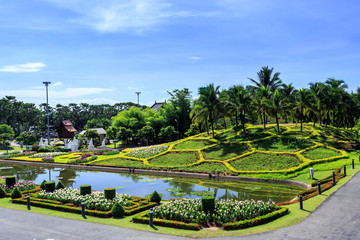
135;92;141;107
43;82;51;144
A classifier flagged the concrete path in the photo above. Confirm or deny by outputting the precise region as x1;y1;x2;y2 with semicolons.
1;172;360;240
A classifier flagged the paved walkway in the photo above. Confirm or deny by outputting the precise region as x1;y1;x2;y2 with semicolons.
1;172;360;240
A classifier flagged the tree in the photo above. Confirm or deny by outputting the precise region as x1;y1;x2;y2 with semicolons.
0;124;14;151
159;126;178;142
264;89;286;133
191;84;221;137
139;126;155;145
16;132;38;146
293;89;315;132
84;129;100;146
255;86;271;129
249;66;282;92
116;127;133;145
309;82;329;126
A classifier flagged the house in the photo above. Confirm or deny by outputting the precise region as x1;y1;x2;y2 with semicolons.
56;120;77;139
79;128;107;142
150;100;166;112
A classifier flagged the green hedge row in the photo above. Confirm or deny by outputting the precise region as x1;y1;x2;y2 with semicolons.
310;172;344;187
222;207;289;230
133;212;201;231
3;187;42;198
124;202;158;216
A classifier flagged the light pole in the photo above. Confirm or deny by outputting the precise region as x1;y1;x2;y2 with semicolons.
135;92;141;107
175;119;179;140
43;82;51;144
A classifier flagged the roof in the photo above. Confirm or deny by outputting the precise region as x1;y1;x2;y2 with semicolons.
79;128;106;135
150;101;165;111
56;120;77;133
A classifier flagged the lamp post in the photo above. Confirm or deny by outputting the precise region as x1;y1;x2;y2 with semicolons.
135;92;141;107
43;82;51;144
175;119;179;140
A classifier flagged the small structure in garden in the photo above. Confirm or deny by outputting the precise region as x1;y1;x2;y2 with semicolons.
101;137;107;148
71;137;79;151
150;100;165;112
44;139;49;147
88;138;94;150
39;137;44;148
79;128;106;143
56;120;77;139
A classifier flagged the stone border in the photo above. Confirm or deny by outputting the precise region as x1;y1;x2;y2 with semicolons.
0;159;311;190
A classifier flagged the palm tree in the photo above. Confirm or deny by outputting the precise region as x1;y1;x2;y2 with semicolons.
293;89;315;132
222;85;251;133
325;78;348;128
191;84;221;137
249;66;282;92
255;86;271;129
264;89;285;133
280;83;297;123
309;82;328;126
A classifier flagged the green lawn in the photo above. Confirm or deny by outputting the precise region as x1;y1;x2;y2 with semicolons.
302;147;341;160
253;137;313;152
93;158;151;168
203;143;249;160
177;162;231;173
230;153;301;171
149;152;198;167
173;140;213;150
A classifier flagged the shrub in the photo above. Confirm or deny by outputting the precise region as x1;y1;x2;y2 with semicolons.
0;186;6;198
104;188;116;200
111;202;125;217
11;187;22;199
40;180;47;190
80;185;91;195
149;191;161;204
31;144;39;152
335;168;341;173
38;147;55;153
5;176;16;188
202;196;215;213
45;182;55;193
55;181;65;190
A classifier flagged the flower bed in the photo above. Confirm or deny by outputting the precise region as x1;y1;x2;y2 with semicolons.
29;152;66;158
1;180;36;193
126;145;168;158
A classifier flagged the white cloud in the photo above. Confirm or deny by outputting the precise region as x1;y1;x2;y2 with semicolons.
0;87;114;99
188;56;202;61
52;81;63;87
46;0;214;33
0;62;46;73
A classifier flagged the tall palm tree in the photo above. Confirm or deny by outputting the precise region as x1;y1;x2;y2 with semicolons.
293;89;315;132
191;84;221;137
325;78;348;128
264;89;285;133
249;66;282;92
255;86;271;129
222;85;251;133
280;83;297;123
309;82;329;126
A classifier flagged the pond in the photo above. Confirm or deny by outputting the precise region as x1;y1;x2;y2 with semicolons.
0;163;304;203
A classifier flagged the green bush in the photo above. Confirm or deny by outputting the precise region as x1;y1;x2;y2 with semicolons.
40;180;47;190
111;202;125;217
80;185;91;195
45;182;55;193
0;186;6;198
104;188;116;200
10;187;22;199
5;176;16;188
55;181;65;190
31;144;39;152
201;196;215;213
150;191;161;203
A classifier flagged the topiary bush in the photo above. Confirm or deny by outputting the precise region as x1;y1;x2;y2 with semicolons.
111;202;125;218
40;180;47;190
5;176;16;188
201;196;215;214
11;187;22;199
104;188;116;200
45;182;56;193
56;181;65;190
80;185;91;195
0;186;6;198
150;191;161;204
31;143;39;152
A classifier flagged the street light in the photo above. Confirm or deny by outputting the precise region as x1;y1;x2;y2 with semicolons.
43;82;51;144
135;92;141;107
175;119;179;140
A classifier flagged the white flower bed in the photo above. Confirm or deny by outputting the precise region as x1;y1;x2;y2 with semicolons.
37;188;132;211
126;145;168;158
29;152;66;158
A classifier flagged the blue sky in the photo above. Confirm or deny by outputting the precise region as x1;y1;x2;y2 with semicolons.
0;0;359;106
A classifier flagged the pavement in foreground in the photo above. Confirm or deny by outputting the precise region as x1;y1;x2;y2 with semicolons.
1;172;360;240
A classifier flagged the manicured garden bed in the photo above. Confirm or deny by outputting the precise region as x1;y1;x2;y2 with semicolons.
202;144;249;160
94;158;152;168
149;152;198;167
253;137;313;152
302;147;341;160
173;140;213;150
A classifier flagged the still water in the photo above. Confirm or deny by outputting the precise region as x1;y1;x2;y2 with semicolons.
0;163;304;203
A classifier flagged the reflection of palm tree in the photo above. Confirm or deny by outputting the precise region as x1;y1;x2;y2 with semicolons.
167;181;194;194
58;169;77;187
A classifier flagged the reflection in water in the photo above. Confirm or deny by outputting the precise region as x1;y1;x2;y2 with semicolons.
0;163;304;202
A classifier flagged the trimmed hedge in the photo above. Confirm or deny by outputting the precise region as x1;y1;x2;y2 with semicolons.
223;207;289;230
80;185;91;195
133;212;200;230
0;186;6;198
6;176;16;188
40;180;47;190
45;182;55;193
201;196;215;213
111;202;125;217
150;191;161;204
56;181;65;190
10;188;22;199
104;188;115;200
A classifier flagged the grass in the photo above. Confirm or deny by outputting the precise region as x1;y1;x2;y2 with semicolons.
0;146;22;152
177;162;231;173
149;152;198;167
230;153;301;171
173;140;213;150
203;143;248;160
302;147;341;160
93;158;151;168
1;165;358;238
253;137;313;152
